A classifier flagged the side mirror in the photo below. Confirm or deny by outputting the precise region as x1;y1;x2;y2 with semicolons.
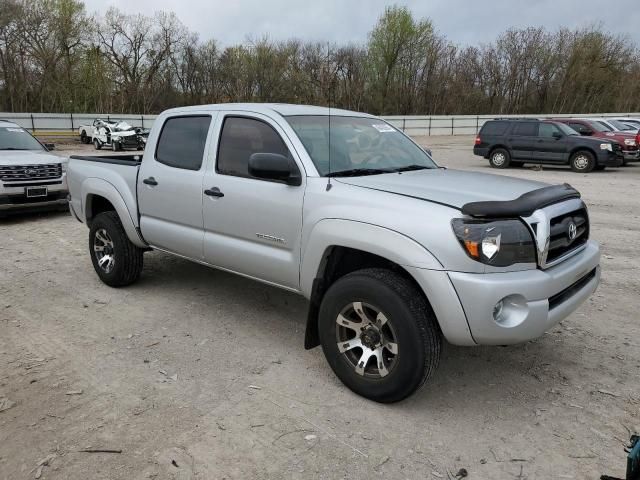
552;132;562;140
44;143;55;151
248;153;301;186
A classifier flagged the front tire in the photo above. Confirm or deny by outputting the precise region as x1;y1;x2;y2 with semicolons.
489;148;511;168
318;268;442;403
570;150;596;172
94;139;102;150
89;212;143;287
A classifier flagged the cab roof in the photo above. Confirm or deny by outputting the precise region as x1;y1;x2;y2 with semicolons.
161;103;374;118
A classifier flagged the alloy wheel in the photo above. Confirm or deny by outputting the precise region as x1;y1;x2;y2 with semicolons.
335;301;398;378
93;228;115;274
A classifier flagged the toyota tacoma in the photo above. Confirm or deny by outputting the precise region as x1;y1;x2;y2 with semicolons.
66;104;601;402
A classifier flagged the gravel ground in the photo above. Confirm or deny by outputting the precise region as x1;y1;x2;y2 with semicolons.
0;137;638;480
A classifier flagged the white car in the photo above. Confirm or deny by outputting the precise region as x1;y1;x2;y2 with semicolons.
91;119;144;151
0;120;68;216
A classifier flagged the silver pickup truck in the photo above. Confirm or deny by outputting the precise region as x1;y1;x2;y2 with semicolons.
67;104;601;402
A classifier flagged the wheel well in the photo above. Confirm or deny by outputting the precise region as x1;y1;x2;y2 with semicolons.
569;147;596;161
488;145;508;159
86;195;116;226
304;246;427;349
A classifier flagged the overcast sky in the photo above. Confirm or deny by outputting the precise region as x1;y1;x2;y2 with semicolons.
82;0;640;47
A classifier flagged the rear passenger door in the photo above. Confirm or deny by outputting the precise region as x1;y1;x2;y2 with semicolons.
138;114;215;260
201;113;305;290
532;123;567;163
507;122;537;160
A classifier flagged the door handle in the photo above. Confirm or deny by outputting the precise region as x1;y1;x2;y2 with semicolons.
143;177;158;186
204;187;224;198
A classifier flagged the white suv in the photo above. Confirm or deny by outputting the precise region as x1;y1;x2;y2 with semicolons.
0;120;68;216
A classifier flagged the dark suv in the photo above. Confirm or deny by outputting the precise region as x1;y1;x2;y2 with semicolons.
473;119;623;172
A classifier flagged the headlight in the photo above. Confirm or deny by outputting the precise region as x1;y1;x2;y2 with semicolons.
599;143;613;151
624;138;636;146
451;218;536;267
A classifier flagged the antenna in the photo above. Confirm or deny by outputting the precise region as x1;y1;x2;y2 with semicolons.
326;41;333;191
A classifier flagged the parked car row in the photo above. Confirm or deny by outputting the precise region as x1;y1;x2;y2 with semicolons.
78;119;149;151
474;117;640;172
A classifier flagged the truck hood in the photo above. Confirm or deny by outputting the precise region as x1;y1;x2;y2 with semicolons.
0;150;63;165
336;168;548;210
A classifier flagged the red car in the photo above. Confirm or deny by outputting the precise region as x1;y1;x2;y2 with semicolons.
552;118;640;165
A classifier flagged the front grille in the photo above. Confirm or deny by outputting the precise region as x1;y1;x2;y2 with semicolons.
0;163;62;183
546;208;589;263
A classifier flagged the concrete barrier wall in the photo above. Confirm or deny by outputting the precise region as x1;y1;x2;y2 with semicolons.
1;111;639;136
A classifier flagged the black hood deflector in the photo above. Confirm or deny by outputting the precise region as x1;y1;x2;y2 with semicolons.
461;183;581;218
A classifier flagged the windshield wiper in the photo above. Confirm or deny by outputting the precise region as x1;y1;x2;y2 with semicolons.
390;164;431;173
326;168;393;178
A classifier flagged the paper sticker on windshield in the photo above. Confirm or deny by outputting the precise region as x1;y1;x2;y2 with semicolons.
6;128;24;133
372;123;395;133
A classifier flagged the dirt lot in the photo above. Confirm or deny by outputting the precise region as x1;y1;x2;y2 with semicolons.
1;137;639;480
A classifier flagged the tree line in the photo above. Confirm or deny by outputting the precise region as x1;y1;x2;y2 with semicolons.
1;0;639;116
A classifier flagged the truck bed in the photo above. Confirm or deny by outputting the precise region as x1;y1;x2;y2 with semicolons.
69;154;143;166
67;154;141;228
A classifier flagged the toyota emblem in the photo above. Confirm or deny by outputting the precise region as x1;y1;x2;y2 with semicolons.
568;222;577;241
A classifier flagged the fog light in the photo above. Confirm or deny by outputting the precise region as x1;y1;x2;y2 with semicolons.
493;300;504;321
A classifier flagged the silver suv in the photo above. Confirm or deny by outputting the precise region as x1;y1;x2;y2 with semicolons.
0;120;68;215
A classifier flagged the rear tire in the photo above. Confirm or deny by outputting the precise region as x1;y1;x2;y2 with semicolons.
318;268;442;403
80;131;89;144
89;212;143;287
489;148;510;168
570;150;595;173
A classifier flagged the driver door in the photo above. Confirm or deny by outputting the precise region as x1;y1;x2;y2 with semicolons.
202;112;305;290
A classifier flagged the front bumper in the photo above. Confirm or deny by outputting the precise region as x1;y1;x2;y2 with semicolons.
599;150;625;167
447;240;600;345
0;178;68;213
623;150;640;162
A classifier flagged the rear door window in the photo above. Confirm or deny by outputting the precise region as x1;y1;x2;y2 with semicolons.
481;121;509;135
538;123;561;137
156;116;212;170
512;122;538;136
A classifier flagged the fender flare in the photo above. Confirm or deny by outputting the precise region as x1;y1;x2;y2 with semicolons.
300;219;444;298
81;177;147;248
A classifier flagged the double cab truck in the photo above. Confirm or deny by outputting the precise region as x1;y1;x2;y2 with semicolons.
67;104;601;402
0;119;68;216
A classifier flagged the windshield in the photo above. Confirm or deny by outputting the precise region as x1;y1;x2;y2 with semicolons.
609;119;635;131
0;126;45;151
554;122;579;135
285;115;437;176
591;120;612;132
